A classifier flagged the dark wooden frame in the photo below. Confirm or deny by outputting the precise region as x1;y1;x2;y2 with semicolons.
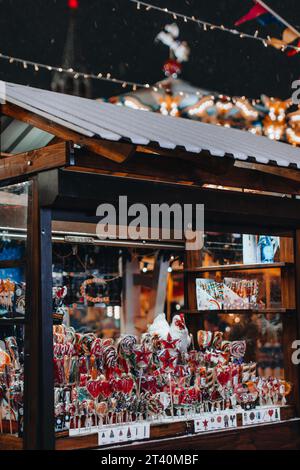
1;103;300;449
23;179;54;449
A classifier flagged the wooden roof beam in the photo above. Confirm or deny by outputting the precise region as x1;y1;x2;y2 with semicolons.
0;141;70;182
1;103;135;163
136;144;300;182
68;149;300;195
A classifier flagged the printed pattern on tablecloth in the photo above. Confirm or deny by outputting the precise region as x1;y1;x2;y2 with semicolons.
242;406;281;426
194;411;237;433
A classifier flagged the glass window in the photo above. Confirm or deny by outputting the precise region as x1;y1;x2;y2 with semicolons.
0;182;30;441
52;242;184;339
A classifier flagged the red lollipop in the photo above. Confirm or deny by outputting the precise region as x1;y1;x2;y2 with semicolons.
135;347;152;370
141;376;159;394
216;367;231;387
160;333;179;351
78;356;88;375
158;349;177;373
110;377;123;393
87;380;102;400
123;375;134;394
100;379;111;399
79;374;88;387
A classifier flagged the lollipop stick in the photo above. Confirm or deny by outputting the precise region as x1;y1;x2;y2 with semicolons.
168;373;174;418
190;334;195;351
0;404;3;433
8;395;12;434
138;370;143;397
94;400;98;426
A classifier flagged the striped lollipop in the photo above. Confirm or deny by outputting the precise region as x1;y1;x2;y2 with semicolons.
230;341;246;360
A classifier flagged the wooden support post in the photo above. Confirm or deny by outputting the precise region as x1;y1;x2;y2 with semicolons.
23;177;54;449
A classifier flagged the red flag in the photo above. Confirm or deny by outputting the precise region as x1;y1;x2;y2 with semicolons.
287;39;300;56
235;3;268;26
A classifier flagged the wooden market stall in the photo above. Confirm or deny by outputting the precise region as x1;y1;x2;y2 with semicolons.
1;81;300;450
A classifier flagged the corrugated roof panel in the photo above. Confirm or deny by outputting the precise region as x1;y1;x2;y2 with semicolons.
2;80;300;169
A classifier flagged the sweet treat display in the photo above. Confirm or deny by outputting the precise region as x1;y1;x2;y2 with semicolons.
0;315;291;439
52;314;291;434
0;280;26;317
0;337;23;434
196;278;260;310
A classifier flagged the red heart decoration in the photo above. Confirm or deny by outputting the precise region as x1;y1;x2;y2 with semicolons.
87;380;102;399
268;409;274;417
217;370;230;387
100;380;111;398
79;374;88;387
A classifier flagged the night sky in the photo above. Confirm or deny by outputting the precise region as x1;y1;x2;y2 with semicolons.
0;0;300;100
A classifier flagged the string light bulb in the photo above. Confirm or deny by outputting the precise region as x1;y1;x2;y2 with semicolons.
0;51;153;92
127;0;300;54
68;0;79;9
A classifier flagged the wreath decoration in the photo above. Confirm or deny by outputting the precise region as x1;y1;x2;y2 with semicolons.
80;278;110;304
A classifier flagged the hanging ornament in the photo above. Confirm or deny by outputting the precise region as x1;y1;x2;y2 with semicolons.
80;278;110;304
163;59;182;78
156;23;190;78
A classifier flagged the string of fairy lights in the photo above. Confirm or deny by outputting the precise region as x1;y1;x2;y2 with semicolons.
130;0;300;53
0;0;299;93
0;51;154;91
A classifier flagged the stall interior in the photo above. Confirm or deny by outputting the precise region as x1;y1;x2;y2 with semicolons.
0;187;295;444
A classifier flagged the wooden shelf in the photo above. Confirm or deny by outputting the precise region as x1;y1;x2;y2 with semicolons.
55;406;296;451
104;419;300;451
184;262;293;273
0;434;23;451
182;308;294;315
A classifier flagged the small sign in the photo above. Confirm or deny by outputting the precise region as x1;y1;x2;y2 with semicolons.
64;236;95;244
97;423;150;446
194;411;237;433
242;406;281;426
